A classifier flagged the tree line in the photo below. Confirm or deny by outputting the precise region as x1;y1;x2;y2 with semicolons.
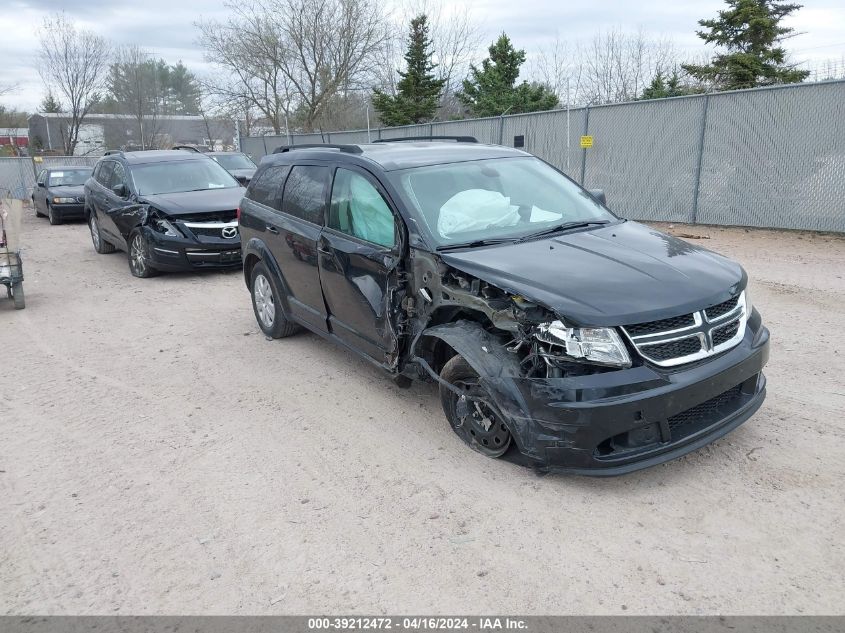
11;0;815;154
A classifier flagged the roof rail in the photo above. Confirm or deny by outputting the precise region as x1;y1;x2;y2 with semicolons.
103;150;123;156
172;145;203;153
272;143;363;155
373;135;478;144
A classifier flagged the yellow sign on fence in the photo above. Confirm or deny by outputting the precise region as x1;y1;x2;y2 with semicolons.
580;135;594;149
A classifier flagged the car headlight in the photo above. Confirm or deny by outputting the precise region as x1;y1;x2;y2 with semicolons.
153;219;180;237
536;320;632;367
742;287;752;317
52;197;76;204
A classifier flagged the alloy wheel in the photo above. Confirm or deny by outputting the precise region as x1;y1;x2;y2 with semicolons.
89;215;101;249
130;234;147;276
253;273;275;328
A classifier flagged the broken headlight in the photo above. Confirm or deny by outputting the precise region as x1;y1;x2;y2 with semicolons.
153;218;181;237
535;321;631;368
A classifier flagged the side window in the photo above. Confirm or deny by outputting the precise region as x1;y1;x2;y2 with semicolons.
96;161;114;187
329;169;395;248
246;165;289;209
110;163;127;189
282;165;329;225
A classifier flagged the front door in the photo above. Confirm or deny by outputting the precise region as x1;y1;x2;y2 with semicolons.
318;167;402;366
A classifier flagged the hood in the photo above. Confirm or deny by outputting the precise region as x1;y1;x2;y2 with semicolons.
139;187;245;216
438;221;746;327
47;184;85;198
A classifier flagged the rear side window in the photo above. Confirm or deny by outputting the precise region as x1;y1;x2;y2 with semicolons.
282;166;329;225
246;165;289;209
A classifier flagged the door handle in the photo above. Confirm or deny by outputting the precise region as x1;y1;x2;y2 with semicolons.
266;225;279;234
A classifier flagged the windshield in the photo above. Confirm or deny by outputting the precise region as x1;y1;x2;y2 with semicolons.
48;169;91;187
211;153;256;170
387;157;616;247
131;159;240;195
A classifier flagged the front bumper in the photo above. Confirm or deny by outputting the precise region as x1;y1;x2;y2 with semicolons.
143;227;242;272
497;313;770;475
52;203;85;219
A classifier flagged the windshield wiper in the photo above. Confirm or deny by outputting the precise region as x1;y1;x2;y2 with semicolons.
516;220;610;242
436;237;518;251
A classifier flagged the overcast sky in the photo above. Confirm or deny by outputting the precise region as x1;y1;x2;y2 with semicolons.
1;0;843;111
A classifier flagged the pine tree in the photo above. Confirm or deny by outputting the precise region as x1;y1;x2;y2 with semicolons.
682;0;809;90
640;71;701;99
372;14;446;126
458;34;558;117
40;92;63;113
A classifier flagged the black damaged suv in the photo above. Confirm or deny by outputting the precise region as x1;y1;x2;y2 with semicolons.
239;138;769;475
84;150;245;277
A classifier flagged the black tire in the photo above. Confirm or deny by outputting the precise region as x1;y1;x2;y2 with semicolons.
127;229;159;278
12;282;25;309
439;354;512;458
34;198;45;218
250;261;300;338
88;212;115;254
47;203;62;225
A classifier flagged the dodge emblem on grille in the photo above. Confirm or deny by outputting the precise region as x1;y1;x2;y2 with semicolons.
222;226;239;239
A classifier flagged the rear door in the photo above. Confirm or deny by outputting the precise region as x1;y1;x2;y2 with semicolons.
90;160;118;240
318;167;402;366
34;169;47;214
263;163;331;333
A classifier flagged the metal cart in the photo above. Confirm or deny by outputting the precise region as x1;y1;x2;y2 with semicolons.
1;197;25;309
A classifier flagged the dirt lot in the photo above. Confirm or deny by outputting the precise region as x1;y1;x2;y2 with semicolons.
1;210;844;615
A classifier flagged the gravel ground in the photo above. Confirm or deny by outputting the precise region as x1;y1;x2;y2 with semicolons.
1;210;844;615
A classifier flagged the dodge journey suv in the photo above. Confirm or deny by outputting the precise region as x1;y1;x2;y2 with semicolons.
238;138;769;475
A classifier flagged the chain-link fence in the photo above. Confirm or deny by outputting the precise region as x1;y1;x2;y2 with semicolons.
242;79;845;233
0;156;100;201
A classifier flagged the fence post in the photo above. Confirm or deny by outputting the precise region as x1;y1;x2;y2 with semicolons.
262;135;268;156
691;94;710;224
580;106;590;185
498;116;505;145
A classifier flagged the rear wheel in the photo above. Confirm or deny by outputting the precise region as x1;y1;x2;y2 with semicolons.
47;203;62;225
439;354;512;458
128;229;158;278
89;212;115;254
251;261;300;338
11;282;25;309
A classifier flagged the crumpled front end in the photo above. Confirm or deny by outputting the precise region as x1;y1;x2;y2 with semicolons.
408;252;769;475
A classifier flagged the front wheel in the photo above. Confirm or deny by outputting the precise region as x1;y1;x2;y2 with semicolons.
89;212;115;254
47;203;62;225
34;198;45;218
128;229;158;278
250;261;300;338
439;354;512;458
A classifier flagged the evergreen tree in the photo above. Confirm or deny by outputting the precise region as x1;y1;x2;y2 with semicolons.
372;15;446;126
40;92;63;113
640;71;701;99
682;0;809;90
458;34;558;117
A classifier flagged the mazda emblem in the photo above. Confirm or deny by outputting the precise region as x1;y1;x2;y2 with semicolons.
222;226;238;239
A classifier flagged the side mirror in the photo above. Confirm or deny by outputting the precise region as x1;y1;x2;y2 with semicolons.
588;188;607;206
112;183;128;198
37;182;45;188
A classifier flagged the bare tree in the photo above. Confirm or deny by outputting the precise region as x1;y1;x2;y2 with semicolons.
273;0;390;130
199;0;389;133
577;28;678;104
0;83;19;97
109;45;167;149
197;1;294;134
530;34;582;106
36;14;110;155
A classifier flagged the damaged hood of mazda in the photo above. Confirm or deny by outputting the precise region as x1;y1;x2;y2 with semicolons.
139;188;245;216
438;220;745;326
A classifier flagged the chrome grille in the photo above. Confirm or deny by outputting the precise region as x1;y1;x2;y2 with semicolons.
180;219;239;239
621;291;749;367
